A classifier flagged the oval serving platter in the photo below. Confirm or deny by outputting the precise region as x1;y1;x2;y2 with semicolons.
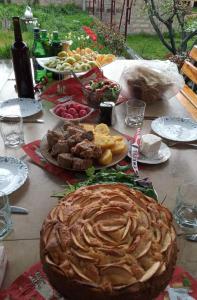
40;127;128;171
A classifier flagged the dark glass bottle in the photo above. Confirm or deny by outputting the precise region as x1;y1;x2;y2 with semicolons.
40;29;50;55
40;29;52;81
51;31;62;56
32;28;46;83
50;31;63;80
11;17;34;99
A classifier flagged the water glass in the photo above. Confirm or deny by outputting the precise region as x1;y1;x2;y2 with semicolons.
0;114;24;148
0;192;12;240
125;99;146;127
173;182;197;233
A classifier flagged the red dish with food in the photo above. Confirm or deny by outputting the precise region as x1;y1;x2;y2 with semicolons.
50;100;94;122
82;78;121;108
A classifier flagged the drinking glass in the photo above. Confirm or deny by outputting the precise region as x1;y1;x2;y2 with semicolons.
173;182;197;233
0;114;24;148
0;192;12;240
125;99;146;127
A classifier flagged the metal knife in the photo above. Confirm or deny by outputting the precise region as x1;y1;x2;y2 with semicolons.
3;118;44;124
23;119;44;123
10;206;29;214
130;128;141;177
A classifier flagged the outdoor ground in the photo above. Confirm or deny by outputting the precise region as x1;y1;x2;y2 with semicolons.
0;3;196;60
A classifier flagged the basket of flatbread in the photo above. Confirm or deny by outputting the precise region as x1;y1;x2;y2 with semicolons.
120;60;185;104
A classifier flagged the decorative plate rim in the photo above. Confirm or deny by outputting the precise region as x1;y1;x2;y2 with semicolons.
151;116;197;142
0;156;28;195
0;98;42;118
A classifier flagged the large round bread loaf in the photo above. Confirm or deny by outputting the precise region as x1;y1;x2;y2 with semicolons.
40;184;177;300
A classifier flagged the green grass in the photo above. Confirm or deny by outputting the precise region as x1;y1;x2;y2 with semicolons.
126;33;196;60
192;7;197;13
0;3;196;60
0;3;95;58
126;34;169;59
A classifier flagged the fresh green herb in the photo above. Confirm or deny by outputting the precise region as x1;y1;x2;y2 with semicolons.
85;166;95;177
183;277;191;287
52;167;158;200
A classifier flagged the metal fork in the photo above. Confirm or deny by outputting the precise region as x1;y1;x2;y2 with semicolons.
185;234;197;242
164;140;197;148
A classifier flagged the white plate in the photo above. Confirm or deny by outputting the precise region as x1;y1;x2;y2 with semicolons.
151;116;197;142
0;156;28;195
49;101;94;122
0;98;42;118
37;57;86;76
138;142;171;164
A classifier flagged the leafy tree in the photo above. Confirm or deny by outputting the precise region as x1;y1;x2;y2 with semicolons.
144;0;197;55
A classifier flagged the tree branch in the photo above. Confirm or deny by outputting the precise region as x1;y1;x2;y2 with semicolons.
148;14;175;53
150;0;168;25
165;21;177;54
182;29;197;46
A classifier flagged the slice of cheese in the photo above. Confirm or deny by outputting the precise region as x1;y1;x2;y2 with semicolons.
140;134;161;158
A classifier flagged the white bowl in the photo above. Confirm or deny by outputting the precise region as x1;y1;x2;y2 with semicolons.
49;100;94;122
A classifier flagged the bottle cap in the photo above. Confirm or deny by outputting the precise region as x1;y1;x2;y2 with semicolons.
100;101;115;107
52;31;58;36
41;29;47;38
33;27;40;33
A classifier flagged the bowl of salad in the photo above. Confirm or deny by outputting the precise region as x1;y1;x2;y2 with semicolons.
82;78;121;108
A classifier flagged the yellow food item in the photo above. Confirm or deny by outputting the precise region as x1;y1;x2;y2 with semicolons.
98;149;112;165
73;54;81;61
88;61;98;67
95;124;110;135
57;51;67;58
112;135;124;142
82;124;95;132
65;57;76;65
95;54;116;67
94;134;115;149
67;50;73;56
110;141;126;155
85;48;93;54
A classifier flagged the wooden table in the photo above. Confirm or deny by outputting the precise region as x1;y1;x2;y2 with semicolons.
0;60;196;289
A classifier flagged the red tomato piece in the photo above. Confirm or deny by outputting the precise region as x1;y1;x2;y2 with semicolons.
74;104;83;112
68;103;75;108
73;113;79;119
62;112;73;119
68;107;77;115
79;109;87;117
55;107;64;116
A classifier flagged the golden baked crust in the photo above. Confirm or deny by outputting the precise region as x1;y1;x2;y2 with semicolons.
40;184;177;299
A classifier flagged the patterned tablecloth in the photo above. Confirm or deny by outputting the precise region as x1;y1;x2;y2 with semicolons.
0;263;196;300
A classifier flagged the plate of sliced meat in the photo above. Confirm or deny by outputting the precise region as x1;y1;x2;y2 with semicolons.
40;122;128;171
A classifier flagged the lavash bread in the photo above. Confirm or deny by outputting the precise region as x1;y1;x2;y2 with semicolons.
40;184;177;300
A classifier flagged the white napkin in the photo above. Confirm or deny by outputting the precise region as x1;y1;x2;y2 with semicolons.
166;286;195;300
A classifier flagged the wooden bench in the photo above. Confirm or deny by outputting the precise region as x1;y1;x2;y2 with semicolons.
177;45;197;120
